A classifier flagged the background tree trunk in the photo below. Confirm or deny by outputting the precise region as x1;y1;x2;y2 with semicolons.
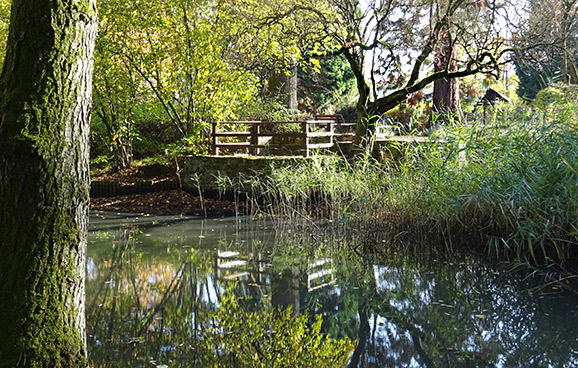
0;0;97;366
343;49;372;145
432;29;463;123
284;57;298;110
268;57;298;110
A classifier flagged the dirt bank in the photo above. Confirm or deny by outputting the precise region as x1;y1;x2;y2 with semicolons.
90;189;243;217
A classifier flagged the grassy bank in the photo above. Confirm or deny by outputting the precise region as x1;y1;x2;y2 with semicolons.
235;102;578;272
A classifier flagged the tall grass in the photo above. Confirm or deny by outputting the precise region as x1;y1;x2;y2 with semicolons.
400;104;578;269
246;152;390;223
404;103;578;268
223;100;578;271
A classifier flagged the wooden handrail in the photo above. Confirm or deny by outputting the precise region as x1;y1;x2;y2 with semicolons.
211;119;352;157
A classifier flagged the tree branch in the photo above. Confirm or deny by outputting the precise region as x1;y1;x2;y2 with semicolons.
370;52;498;114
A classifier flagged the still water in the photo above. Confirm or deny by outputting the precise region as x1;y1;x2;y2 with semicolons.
87;212;578;367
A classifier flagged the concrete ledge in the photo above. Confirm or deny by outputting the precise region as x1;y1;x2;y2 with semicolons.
183;155;310;191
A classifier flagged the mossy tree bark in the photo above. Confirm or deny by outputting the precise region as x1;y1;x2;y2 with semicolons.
0;0;97;367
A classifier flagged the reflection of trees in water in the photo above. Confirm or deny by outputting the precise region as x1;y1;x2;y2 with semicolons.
87;226;221;365
86;226;352;367
339;253;578;368
86;222;578;367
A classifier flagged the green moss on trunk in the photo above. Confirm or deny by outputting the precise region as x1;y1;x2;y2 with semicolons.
0;0;97;366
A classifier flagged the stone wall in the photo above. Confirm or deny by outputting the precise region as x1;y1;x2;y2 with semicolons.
183;155;309;192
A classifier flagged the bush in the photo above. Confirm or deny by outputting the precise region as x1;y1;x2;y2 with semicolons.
235;98;298;122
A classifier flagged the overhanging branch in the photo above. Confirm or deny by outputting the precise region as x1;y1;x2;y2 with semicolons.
369;53;498;115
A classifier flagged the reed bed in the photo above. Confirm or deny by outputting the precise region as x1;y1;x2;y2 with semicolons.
224;102;578;271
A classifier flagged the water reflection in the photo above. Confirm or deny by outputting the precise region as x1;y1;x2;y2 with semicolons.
87;212;578;367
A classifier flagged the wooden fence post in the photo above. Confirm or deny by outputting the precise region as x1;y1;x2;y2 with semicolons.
302;121;310;157
251;122;260;155
212;122;218;156
328;121;334;147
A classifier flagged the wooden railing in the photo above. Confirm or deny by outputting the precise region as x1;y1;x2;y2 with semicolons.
211;117;353;157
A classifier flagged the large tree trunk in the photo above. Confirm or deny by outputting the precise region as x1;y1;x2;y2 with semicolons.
0;0;97;366
432;28;462;123
343;49;372;145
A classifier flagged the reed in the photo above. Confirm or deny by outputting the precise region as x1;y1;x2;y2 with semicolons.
385;102;578;269
221;99;578;271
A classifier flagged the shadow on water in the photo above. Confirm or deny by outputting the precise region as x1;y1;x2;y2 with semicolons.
87;212;578;367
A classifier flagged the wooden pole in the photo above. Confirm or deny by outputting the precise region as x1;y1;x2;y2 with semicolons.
212;122;218;156
302;121;310;157
251;122;260;155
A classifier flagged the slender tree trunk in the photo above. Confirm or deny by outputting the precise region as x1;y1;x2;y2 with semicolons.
432;29;462;123
284;57;298;110
0;0;97;366
268;57;298;111
97;111;133;170
560;1;578;84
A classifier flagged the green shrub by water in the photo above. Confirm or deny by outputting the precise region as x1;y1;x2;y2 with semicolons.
247;98;578;271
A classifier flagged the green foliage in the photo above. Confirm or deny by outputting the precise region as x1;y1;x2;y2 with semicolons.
235;98;298;122
513;0;578;100
534;83;578;122
515;56;561;100
97;0;259;139
385;100;432;133
231;153;390;222
163;133;211;158
229;0;342;71
91;14;144;170
380;99;578;269
299;54;357;115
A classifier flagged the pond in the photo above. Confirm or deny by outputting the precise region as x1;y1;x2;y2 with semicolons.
87;212;578;367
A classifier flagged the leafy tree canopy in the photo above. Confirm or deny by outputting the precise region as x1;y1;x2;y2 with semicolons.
513;0;578;99
264;0;513;139
92;0;342;163
98;0;259;139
